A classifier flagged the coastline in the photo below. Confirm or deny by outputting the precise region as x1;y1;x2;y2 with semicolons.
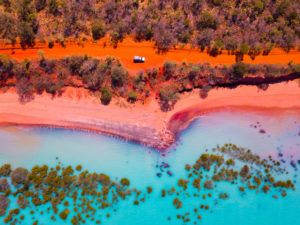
0;81;299;150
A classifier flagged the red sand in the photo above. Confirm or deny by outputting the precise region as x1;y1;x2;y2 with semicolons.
1;38;300;73
0;81;299;150
1;38;300;149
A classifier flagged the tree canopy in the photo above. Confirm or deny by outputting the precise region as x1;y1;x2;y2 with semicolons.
0;0;298;57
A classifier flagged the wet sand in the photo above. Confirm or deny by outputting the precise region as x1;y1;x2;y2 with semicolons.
0;81;299;150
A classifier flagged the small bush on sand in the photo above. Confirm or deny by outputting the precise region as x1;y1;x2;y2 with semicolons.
16;78;34;103
100;87;112;105
159;85;179;111
127;90;138;103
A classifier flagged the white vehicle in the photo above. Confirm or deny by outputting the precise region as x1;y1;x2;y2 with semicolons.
133;56;146;63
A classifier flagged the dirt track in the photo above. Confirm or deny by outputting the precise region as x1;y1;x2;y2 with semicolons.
1;38;300;73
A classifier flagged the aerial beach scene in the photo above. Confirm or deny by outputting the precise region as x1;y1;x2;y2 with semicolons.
0;0;300;225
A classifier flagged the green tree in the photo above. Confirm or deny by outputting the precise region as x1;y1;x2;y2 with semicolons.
0;12;18;45
48;0;59;16
18;0;39;49
19;22;36;48
196;11;218;30
92;20;106;41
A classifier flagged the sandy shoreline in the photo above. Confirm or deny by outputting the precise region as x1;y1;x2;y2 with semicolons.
0;81;299;150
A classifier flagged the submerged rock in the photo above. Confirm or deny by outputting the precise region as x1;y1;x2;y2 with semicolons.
290;160;297;169
162;162;170;169
167;171;173;177
259;129;266;134
280;159;286;163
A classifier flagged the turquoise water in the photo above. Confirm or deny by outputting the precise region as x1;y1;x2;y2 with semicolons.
0;111;300;225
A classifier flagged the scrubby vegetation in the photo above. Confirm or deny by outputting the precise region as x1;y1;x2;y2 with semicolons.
0;144;296;224
0;55;300;110
0;163;146;225
0;0;299;57
164;144;296;224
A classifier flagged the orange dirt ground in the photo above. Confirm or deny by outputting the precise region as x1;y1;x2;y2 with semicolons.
1;37;300;73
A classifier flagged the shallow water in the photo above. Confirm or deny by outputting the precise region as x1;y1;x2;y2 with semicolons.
0;111;300;225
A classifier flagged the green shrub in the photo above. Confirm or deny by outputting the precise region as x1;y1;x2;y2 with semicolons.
153;22;175;53
100;87;112;105
120;178;130;186
59;209;70;220
48;39;54;49
19;22;36;49
79;58;99;76
239;43;250;54
10;167;29;186
173;198;182;209
65;56;86;75
111;65;127;87
289;63;300;73
18;0;39;49
231;62;248;80
188;66;200;82
92;20;106;41
163;61;176;80
44;80;63;95
16;77;34;102
0;57;14;82
80;59;105;90
209;39;224;56
39;59;55;74
0;12;18;45
83;73;103;91
127;90;138;103
133;71;146;91
110;22;126;48
159;85;179;111
0;164;12;177
196;11;218;30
